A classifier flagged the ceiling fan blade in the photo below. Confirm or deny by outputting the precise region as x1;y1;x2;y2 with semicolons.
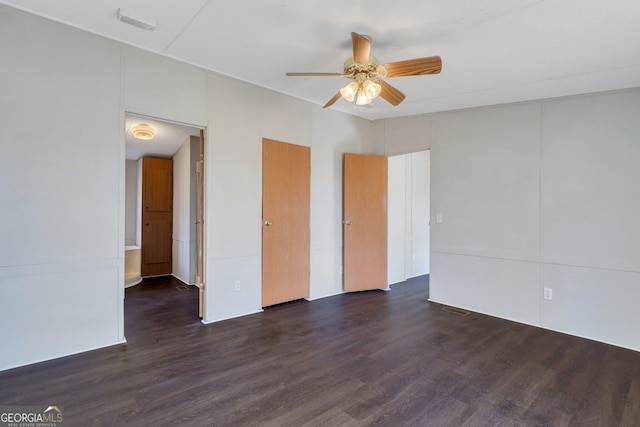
352;32;371;65
379;80;406;106
323;91;342;108
382;56;442;77
286;72;344;77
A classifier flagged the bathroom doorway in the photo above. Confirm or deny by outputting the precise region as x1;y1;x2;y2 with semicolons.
124;112;206;318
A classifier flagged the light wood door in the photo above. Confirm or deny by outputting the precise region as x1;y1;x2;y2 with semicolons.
262;138;310;307
141;157;173;277
343;153;388;292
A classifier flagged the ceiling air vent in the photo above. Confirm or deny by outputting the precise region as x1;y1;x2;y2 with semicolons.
117;8;157;31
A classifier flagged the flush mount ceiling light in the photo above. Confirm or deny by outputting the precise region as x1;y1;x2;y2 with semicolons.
117;8;157;31
132;124;155;140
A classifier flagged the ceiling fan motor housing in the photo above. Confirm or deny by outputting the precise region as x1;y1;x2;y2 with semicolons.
343;56;386;80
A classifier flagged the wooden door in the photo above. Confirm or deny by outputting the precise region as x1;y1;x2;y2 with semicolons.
141;157;173;277
343;153;387;292
262;138;310;307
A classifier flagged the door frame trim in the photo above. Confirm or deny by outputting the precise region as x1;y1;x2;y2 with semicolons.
120;108;208;338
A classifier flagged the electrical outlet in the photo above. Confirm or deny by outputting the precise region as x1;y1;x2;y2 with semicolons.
543;287;553;300
435;214;443;224
234;280;241;291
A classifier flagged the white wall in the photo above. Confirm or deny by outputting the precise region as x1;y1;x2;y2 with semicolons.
388;155;407;284
382;89;640;351
0;6;123;370
124;160;138;246
539;91;640;348
0;5;379;370
189;137;199;284
429;102;543;327
309;108;379;300
409;151;430;277
172;137;193;284
204;77;378;317
383;116;432;155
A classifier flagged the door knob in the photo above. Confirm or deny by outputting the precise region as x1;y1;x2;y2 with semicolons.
264;220;273;226
343;220;352;225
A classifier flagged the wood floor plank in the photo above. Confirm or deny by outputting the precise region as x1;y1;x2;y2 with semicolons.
1;275;639;426
620;380;640;426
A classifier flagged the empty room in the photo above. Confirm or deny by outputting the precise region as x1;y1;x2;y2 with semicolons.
1;1;639;425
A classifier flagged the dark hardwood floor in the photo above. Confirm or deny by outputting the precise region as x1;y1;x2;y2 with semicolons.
1;275;639;426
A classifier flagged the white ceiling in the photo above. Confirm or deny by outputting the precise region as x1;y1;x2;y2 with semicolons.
3;0;640;121
125;114;200;160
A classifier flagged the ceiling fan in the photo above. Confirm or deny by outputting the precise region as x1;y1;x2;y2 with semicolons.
286;32;442;108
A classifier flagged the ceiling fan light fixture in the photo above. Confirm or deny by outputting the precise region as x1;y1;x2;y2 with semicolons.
356;90;372;106
132;124;156;140
362;79;382;100
286;31;441;109
340;81;358;102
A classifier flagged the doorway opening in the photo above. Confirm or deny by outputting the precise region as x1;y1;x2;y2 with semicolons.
340;149;430;294
386;150;431;287
124;112;206;319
